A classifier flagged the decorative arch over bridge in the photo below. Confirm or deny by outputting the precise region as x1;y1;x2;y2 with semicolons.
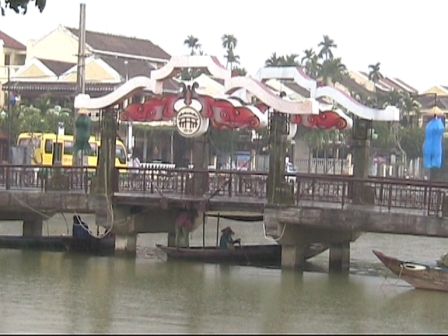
74;56;399;139
75;55;321;138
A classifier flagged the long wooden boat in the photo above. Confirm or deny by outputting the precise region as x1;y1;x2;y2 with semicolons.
0;235;115;255
156;243;328;266
373;250;448;292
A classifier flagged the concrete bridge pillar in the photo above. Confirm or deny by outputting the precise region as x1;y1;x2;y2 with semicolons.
281;243;307;269
23;217;43;238
329;241;350;273
167;232;176;247
111;205;137;256
115;234;137;256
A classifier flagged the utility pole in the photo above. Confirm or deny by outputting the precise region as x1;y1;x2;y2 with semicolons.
76;3;86;95
7;66;11;163
73;2;86;166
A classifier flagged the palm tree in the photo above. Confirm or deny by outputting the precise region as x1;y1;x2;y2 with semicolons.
368;62;383;83
318;57;347;85
318;35;337;60
222;34;237;51
281;54;299;66
301;48;315;65
265;52;283;67
304;54;321;79
224;48;240;70
184;35;201;56
232;66;247;76
222;34;239;70
400;92;421;127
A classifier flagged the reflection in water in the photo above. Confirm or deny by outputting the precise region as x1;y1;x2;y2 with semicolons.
2;218;448;332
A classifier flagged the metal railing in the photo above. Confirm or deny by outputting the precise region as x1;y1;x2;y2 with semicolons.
0;165;93;193
0;165;447;217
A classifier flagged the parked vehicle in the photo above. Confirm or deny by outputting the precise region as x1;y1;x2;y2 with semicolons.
16;132;128;168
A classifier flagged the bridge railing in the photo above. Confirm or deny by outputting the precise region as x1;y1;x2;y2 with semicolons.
117;167;448;216
287;173;448;216
1;165;447;217
0;165;93;193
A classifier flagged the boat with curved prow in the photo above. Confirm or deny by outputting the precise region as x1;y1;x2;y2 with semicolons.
373;250;448;292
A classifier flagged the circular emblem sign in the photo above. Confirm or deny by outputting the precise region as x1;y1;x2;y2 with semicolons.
176;106;202;137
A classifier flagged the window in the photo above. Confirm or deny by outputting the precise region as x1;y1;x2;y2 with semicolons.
44;140;53;154
116;145;126;164
63;141;73;155
89;142;98;156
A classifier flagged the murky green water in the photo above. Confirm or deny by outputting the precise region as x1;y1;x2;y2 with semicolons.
1;215;448;333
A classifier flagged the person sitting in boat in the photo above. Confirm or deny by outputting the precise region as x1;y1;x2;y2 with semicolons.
219;226;241;249
72;215;90;240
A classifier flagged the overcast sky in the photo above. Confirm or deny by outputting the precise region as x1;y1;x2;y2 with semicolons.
0;0;445;92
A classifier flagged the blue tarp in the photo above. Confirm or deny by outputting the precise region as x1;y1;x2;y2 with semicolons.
423;117;445;169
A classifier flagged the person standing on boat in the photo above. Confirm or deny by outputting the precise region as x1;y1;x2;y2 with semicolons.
175;211;195;247
219;227;241;249
72;215;90;240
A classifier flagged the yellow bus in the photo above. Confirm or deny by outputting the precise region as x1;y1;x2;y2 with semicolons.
17;132;128;168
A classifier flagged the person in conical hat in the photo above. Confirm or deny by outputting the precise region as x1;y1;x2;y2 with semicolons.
219;226;241;249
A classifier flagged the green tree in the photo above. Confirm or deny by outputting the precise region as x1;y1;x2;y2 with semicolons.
281;54;299;66
368;62;384;83
232;66;247;76
301;48;315;65
400;127;425;160
303;52;320;79
183;35;201;56
222;34;239;70
265;52;283;67
400;92;421;127
1;0;45;15
181;35;204;80
317;35;337;60
318;57;347;85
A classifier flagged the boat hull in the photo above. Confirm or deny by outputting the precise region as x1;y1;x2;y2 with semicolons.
157;243;327;266
0;235;115;255
373;250;448;292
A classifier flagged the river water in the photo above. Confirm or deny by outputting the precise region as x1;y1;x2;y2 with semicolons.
1;214;448;334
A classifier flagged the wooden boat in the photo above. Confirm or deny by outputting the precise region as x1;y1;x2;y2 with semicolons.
156;242;328;266
373;249;448;292
0;234;115;255
67;233;115;255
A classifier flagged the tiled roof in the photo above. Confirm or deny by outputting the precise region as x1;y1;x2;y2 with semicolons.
357;70;417;94
388;77;418;94
0;30;25;50
416;93;448;110
340;74;376;98
39;58;74;76
281;80;310;98
66;27;171;60
1;81;118;99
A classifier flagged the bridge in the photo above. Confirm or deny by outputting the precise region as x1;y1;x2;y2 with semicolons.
1;164;448;272
2;56;442;272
